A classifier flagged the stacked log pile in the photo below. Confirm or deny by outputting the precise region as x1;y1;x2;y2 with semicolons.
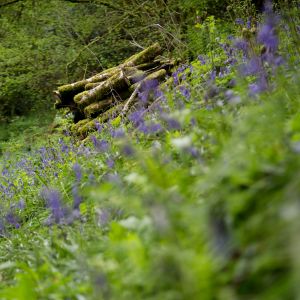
54;43;173;137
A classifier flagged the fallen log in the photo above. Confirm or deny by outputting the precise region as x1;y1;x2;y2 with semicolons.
54;43;173;138
84;97;114;118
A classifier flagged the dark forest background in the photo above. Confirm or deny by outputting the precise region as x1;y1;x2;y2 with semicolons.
0;0;265;122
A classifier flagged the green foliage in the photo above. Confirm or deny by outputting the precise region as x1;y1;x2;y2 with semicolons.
0;0;235;122
227;0;257;21
187;16;234;58
1;1;300;299
0;0;178;121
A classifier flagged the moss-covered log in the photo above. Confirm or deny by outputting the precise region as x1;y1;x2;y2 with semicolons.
85;82;103;90
56;43;162;107
84;97;114;118
123;43;162;66
54;43;173;138
74;72;129;109
77;103;125;138
129;69;167;93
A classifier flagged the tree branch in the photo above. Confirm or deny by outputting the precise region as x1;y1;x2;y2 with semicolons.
0;0;126;14
64;0;122;11
0;0;21;8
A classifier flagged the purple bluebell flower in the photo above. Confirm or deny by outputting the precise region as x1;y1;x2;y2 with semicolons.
110;128;125;138
240;56;262;76
38;147;50;166
94;121;102;132
225;89;234;100
262;52;284;67
263;0;273;14
90;135;109;152
257;24;278;52
187;146;200;158
228;78;236;88
105;173;121;184
234;38;249;55
138;79;159;104
0;219;5;235
218;66;230;78
61;143;69;153
73;163;82;182
121;144;135;157
153;88;165;100
141;79;159;92
235;18;244;25
166;118;181;131
98;208;110;227
210;70;217;81
257;2;280;52
72;185;82;210
58;138;69;153
274;55;284;66
106;158;115;169
138;122;162;135
138;91;149;104
172;71;179;86
148;123;162;133
220;43;228;51
225;89;241;104
128;109;145;127
6;210;20;229
172;65;188;86
77;144;91;157
190;118;197;127
249;75;268;95
41;188;66;224
63;130;70;137
137;123;149;134
204;85;219;100
225;57;237;66
246;17;252;29
2;168;9;177
88;172;96;185
179;86;191;99
198;55;206;65
177;64;188;73
17;199;25;210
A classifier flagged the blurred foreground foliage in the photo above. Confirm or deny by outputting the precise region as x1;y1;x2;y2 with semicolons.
1;0;300;299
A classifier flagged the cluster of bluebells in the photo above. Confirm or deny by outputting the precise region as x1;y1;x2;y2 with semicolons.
169;0;286;107
234;1;284;95
0;199;25;235
41;187;81;225
172;46;235;106
0;136;96;231
0;0;296;234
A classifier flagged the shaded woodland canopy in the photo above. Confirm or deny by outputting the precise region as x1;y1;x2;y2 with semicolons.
0;0;263;120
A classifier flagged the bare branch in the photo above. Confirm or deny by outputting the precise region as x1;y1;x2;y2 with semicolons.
64;0;122;11
0;0;21;8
